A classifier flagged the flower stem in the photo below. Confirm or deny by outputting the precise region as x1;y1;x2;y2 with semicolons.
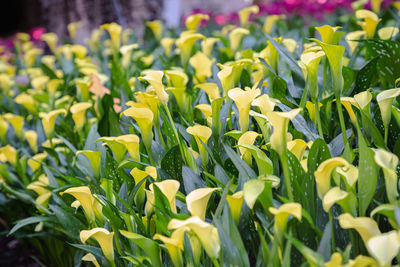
335;95;350;159
329;210;336;251
280;152;294;202
313;98;324;138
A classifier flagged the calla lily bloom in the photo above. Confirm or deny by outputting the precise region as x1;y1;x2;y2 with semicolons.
130;166;157;207
229;27;249;54
41;33;58;51
189;51;214;83
185;14;209;31
367;231;400;267
338;213;381;244
176;31;205;67
186;125;212;167
378;26;399;40
238;5;259;27
61;186;104;224
0;118;8;143
148;180;180;213
300;51;325;100
226;191;244;225
31;75;49;91
161;37;175;57
201;38;219;57
27;174;51;210
238;131;259;165
322;187;356;215
374;148;399;203
70;102;92;132
263;15;285;34
40;109;67;139
97;137;127;163
80;228;114;262
252;94;279;117
115;134;140;161
287;139;308;161
168;216;220;261
228;87;261;132
314;157;349;199
356;10;380;39
154;227;188;267
345;31;365;53
76;150;101;178
0;145;17;167
28;153;47;172
146;20;163;40
195;104;212;126
341;97;358;125
67;21;82;40
122;104;154;150
377;88;400;142
101;22;122;49
269;203;302;240
139;70;169;105
217;64;235;96
46;79;64;98
186;187;220;220
3;113;24;139
14;93;37;114
82;253;100;267
325;253;342;267
315;25;343;45
24;130;38;153
196;83;221;102
266;108;301;157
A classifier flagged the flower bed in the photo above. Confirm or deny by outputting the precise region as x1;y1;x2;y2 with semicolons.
1;2;400;266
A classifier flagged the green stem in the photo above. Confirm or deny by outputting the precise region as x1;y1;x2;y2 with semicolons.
155;123;167;149
313;98;324;138
280;152;294;202
299;83;308;112
145;144;155;166
384;126;388;144
329;211;336;251
335;96;350;157
163;104;186;162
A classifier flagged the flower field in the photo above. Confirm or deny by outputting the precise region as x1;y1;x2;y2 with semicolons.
1;2;400;266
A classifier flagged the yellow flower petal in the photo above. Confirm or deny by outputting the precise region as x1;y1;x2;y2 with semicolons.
186;187;220;220
338;213;381;244
374;148;399;203
80;228;114;262
226;191;244;225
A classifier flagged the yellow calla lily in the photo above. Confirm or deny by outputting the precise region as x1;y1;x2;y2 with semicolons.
354;90;372;113
154;227;188;267
168;216;220;260
305;101;322;124
139;70;169;105
46;79;64;98
287;139;308;161
61;186;103;223
41;33;58;51
135;91;161;126
75;76;91;101
0;117;8;143
31;75;49;91
377;88;400;142
24;130;38;153
82;253;100;267
80;228;114;262
217;64;235;96
374;148;399;203
378;26;399;40
0;145;17;167
27;153;47;172
186;187;220;220
115;134;140;161
196;83;221;102
122;104;154;150
3;113;24;139
24;48;43;67
185;14;209;31
314;157;349;199
269;203;302;239
149;179;180;213
176;31;205;67
356;9;380;39
40;109;67;139
97;137;127;163
237;131;259;165
71;45;87;58
161;37;175;57
263;15;285;34
229;27;249;53
266;108;301;157
341;97;358;125
338;213;381;244
322;187;356;215
315;25;343;45
146;20;163;40
27;174;49;195
70;102;92;132
367;231;400;266
186;124;212;167
76;150;101;178
238;5;259;27
226;191;244;225
282;38;297;53
300;51;325;100
228;87;261;132
130;166;157;207
195;104;212;126
201;38;219;57
67;21;82;40
252;94;279;117
14;93;37;114
101;22;122;49
345;31;365;53
189;51;214;83
347;255;378;266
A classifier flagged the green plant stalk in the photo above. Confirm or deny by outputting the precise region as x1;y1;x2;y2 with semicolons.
384;126;389;144
313;98;324;137
299;83;308;112
163;103;187;164
145;144;155;166
335;96;350;159
280;152;294;202
328;210;335;252
155;123;167;149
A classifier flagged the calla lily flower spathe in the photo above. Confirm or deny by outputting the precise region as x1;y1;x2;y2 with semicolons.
101;22;122;49
186;124;212;167
377;88;400;142
27;153;47;172
201;38;219;57
76;150;101;178
0;145;17;167
263;14;285;34
189;51;214;83
97;137;127;163
226;191;244;225
237;131;260;165
338;213;381;244
139;70;169;105
269;203;302;240
70;102;92;132
374;148;399;203
314;157;349;199
196;83;221;102
315;25;343;45
115;134;140;162
186;187;220;220
356;9;380;39
229;27;249;54
147;180;180;213
3;113;24;140
130;166;157;207
238;5;259;27
185;14;209;31
146;20;163;40
176;31;205;67
80;228;114;262
161;37;175;57
40;109;67;139
367;231;400;267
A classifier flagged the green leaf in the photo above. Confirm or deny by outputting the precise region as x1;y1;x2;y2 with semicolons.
120;230;162;267
161;145;183;184
50;205;86;239
223;144;257;187
237;144;273;175
286;234;325;267
353;57;379;94
8;216;53;236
